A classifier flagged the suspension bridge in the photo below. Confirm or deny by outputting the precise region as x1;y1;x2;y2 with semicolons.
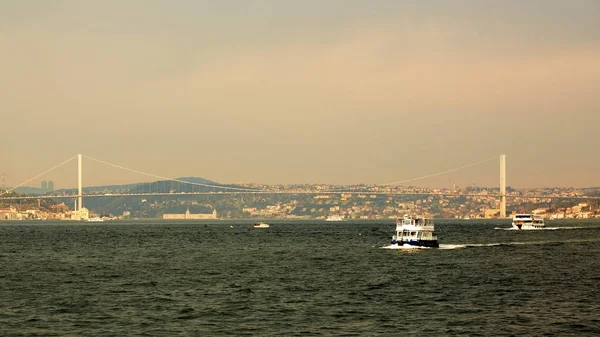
1;154;598;219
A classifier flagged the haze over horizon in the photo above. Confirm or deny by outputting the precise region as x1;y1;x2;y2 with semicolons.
2;1;599;189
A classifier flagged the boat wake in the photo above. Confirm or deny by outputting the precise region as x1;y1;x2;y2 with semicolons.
381;242;530;250
438;243;522;249
494;226;586;231
382;238;600;250
381;244;432;250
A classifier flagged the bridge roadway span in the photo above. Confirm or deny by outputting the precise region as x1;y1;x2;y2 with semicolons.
1;191;599;201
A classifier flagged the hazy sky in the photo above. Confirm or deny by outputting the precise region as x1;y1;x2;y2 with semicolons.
2;0;599;189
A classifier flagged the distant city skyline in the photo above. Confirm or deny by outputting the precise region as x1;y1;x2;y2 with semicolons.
2;1;599;188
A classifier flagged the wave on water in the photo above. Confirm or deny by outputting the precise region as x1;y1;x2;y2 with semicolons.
381;244;431;250
381;243;513;250
438;244;467;249
382;238;600;251
381;242;523;250
439;242;524;249
494;226;588;231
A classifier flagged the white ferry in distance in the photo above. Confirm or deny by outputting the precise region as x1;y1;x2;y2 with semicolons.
325;215;344;222
87;217;104;222
512;214;545;230
253;222;270;228
392;214;439;248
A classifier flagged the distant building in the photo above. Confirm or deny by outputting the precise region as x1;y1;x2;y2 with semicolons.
41;181;47;190
51;203;70;212
0;206;18;220
163;208;217;220
71;207;89;220
484;208;500;218
48;181;54;191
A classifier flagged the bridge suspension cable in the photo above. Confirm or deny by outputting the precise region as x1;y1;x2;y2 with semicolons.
382;155;498;186
83;155;260;192
0;155;78;196
317;155;499;193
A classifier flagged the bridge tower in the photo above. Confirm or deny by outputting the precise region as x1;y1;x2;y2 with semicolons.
0;172;6;191
500;154;506;218
78;154;83;211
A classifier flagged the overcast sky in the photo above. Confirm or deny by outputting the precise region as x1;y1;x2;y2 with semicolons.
2;0;599;189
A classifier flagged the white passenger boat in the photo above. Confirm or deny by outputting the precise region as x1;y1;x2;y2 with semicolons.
253;222;270;228
325;215;344;222
87;217;104;222
391;214;439;248
512;214;545;230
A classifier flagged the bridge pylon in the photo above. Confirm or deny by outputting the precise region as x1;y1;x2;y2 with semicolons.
500;154;506;218
78;154;82;211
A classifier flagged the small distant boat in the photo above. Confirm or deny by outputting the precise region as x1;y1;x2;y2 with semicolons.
253;222;270;228
325;215;344;222
512;214;545;230
87;217;104;222
391;214;439;248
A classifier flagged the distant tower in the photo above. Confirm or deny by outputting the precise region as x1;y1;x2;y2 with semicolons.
500;154;506;218
48;181;54;191
78;154;83;212
41;180;48;190
0;173;6;191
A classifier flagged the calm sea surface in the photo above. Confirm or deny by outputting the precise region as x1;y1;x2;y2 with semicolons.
1;219;599;336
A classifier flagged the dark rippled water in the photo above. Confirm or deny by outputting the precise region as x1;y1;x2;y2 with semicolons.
1;219;599;336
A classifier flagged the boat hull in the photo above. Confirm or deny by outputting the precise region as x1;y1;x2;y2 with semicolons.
392;239;439;248
512;224;545;230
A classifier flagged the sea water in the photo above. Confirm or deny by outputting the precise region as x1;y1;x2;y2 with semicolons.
1;219;599;335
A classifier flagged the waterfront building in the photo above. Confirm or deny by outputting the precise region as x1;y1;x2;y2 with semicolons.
162;208;217;220
71;207;90;220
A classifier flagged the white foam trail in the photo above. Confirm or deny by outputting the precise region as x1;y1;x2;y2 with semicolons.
438;244;467;250
381;244;431;250
383;243;513;250
494;226;588;231
466;242;524;247
382;238;600;251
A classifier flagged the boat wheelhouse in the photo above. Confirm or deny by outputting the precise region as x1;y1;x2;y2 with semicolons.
512;214;545;230
392;215;439;248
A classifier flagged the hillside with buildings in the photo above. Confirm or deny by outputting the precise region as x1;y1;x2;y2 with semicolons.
1;184;599;221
